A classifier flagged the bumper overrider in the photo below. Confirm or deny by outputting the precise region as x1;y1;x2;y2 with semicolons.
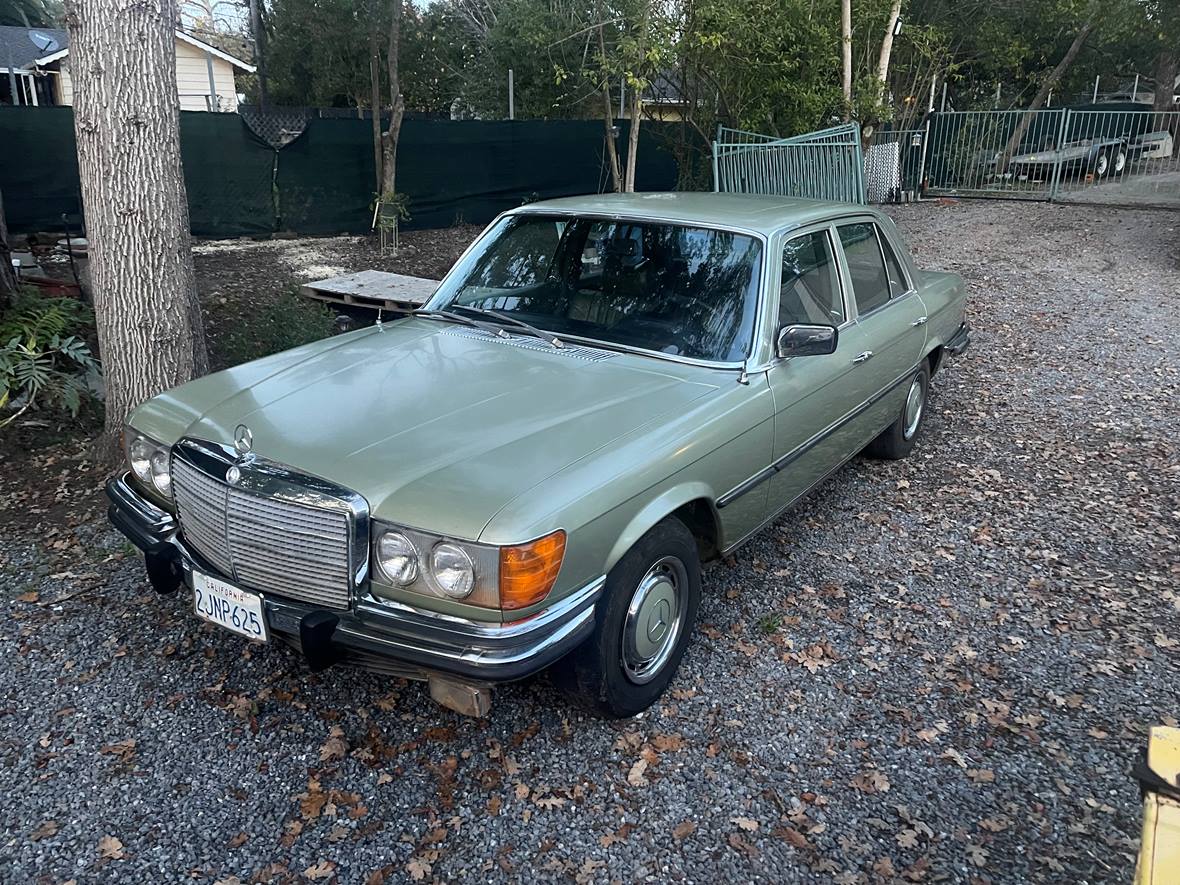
946;322;971;356
106;473;603;708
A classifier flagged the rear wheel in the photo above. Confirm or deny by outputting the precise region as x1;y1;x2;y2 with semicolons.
864;362;930;460
551;518;700;718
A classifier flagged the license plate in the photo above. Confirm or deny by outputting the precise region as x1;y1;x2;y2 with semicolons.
193;570;268;642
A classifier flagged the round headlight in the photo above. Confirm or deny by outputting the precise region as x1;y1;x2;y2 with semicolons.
376;531;418;585
129;436;154;483
149;448;172;497
430;543;475;598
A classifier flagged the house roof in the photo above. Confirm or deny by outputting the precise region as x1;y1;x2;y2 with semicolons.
0;25;254;73
0;26;68;71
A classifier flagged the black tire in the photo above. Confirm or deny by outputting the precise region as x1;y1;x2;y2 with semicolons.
864;362;930;460
1092;151;1110;178
551;518;701;718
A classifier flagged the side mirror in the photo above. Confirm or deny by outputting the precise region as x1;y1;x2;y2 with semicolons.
776;324;839;358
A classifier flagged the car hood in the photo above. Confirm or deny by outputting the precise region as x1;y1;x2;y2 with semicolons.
166;319;720;540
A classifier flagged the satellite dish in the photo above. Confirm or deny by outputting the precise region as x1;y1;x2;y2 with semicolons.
29;31;61;54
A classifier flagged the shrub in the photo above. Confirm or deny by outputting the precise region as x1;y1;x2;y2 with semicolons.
0;291;99;429
216;288;338;368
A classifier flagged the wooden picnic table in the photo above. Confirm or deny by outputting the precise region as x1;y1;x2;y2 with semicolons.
299;269;439;314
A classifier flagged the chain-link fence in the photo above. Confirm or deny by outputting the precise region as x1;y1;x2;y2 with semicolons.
864;128;925;203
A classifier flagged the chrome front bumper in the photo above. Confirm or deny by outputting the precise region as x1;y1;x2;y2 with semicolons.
106;473;602;683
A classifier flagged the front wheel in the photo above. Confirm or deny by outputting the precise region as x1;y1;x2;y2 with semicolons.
551;518;701;718
864;362;930;460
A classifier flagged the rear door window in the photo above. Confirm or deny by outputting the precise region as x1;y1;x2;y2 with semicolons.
837;223;891;315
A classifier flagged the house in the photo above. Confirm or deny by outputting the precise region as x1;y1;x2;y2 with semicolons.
0;26;255;112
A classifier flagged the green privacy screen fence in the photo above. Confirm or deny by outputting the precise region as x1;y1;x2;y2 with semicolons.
0;107;679;237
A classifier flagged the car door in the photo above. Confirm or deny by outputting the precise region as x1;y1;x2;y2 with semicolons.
763;224;870;511
833;219;928;441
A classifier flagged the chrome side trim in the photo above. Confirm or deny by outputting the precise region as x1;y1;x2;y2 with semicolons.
716;362;919;509
721;448;861;555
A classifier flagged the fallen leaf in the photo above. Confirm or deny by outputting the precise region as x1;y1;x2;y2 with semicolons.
98;835;125;860
227;831;248;848
672;820;697;840
30;820;58;841
406;857;431;881
319;726;348;762
626;758;649;787
304;860;336;880
732;816;759;832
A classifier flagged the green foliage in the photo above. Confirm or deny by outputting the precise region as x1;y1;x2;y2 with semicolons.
264;0;471;115
374;192;411;231
217;290;338;367
0;291;98;428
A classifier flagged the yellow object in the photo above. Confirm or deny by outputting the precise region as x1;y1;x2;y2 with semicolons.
1135;726;1180;885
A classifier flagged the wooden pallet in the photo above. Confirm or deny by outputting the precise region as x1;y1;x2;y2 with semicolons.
299;269;438;313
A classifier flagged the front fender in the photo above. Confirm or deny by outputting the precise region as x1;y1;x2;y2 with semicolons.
603;481;720;575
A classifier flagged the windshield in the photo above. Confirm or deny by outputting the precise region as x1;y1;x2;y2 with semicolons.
428;214;763;362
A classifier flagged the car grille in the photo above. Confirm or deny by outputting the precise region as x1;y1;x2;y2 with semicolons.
172;456;353;610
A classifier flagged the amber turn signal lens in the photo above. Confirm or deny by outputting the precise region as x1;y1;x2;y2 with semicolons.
499;530;566;611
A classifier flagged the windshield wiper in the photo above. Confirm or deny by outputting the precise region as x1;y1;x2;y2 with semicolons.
449;304;565;349
408;308;511;339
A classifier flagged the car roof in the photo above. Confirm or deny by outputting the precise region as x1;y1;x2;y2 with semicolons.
510;192;876;237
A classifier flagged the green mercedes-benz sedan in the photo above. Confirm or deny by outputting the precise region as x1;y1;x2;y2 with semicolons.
108;193;969;718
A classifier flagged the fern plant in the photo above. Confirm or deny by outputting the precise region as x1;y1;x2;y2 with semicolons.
0;292;99;429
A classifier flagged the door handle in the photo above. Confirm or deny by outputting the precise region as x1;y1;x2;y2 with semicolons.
912;316;928;326
852;351;874;364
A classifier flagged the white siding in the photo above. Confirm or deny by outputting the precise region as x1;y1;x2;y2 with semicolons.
57;62;73;104
174;38;239;112
49;37;239;112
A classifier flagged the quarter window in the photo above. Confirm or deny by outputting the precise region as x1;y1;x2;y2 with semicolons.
779;231;843;327
879;232;910;297
837;223;892;315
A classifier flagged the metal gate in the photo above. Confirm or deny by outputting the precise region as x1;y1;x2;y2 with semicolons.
712;123;866;204
925;108;1180;209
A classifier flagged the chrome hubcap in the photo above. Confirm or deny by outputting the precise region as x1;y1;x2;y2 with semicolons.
902;376;924;440
621;556;686;685
1096;155;1108;175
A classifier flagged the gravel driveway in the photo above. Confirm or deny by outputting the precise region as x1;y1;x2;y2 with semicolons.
1;200;1177;884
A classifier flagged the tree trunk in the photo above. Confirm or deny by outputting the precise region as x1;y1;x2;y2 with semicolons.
601;78;623;192
996;19;1095;173
597;23;622;192
380;0;404;197
1153;49;1179;157
0;186;18;310
876;0;903;90
249;0;268;111
369;22;383;193
840;0;852;120
623;85;642;192
64;0;208;459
